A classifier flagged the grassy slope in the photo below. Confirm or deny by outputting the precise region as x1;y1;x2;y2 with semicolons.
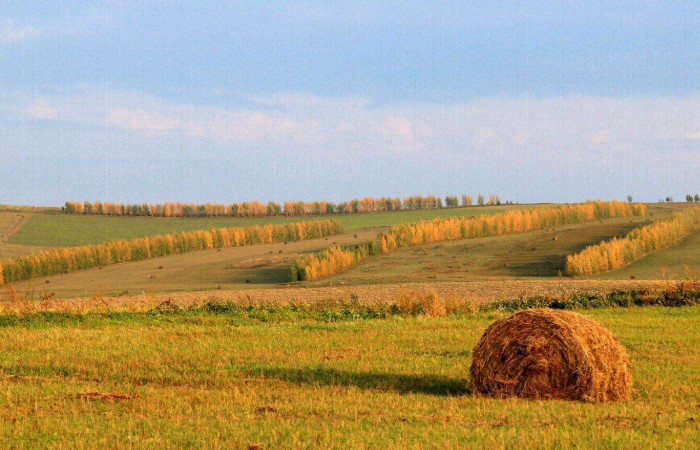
12;228;383;298
9;204;535;248
11;207;688;297
313;215;660;286
0;306;697;448
11;214;661;298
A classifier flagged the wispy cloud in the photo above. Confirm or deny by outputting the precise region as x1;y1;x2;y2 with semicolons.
0;21;41;44
22;99;58;120
2;89;699;164
0;11;114;46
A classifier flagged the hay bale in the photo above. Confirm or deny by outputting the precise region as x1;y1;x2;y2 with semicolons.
471;309;631;402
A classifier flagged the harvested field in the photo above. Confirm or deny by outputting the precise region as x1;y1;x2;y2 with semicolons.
0;305;697;448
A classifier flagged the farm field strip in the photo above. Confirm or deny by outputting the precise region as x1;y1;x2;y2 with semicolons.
6;213;681;299
8;278;672;314
1;220;342;285
594;227;700;280
0;212;30;242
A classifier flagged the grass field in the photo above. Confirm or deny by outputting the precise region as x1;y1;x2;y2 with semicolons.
1;201;698;448
0;305;697;448
8;204;536;248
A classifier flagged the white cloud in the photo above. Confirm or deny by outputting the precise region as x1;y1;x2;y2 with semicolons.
22;99;58;120
0;12;114;45
2;89;699;163
105;107;185;133
476;128;496;139
0;21;41;44
590;130;610;144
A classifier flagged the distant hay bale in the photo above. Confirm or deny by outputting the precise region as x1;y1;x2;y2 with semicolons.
471;309;631;402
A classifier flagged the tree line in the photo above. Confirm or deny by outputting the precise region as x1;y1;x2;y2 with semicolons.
565;206;700;276
0;220;342;286
62;194;509;218
291;201;647;281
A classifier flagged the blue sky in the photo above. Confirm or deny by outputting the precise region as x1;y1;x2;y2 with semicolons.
1;1;698;205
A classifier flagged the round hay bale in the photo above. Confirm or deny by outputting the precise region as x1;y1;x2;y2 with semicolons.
471;309;631;402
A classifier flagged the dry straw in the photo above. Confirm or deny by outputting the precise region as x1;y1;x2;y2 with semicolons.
471;309;631;402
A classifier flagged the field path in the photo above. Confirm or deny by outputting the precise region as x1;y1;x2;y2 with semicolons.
0;212;30;242
0;212;46;258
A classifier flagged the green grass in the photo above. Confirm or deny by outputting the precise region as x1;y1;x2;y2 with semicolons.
0;306;697;448
9;204;535;248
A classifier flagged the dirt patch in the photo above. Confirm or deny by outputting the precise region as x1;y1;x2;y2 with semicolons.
599;415;640;429
227;256;289;270
76;391;140;401
254;406;278;414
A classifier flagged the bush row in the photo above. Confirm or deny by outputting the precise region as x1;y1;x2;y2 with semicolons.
0;220;342;285
147;279;700;321
291;201;647;281
565;206;700;276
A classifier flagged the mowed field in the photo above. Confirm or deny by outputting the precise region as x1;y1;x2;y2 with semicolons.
0;306;697;448
1;202;699;448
